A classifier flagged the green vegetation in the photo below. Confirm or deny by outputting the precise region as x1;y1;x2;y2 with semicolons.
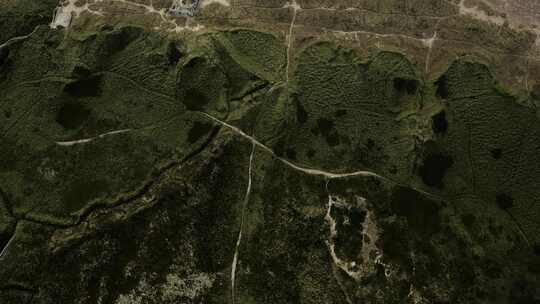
430;58;540;249
250;43;424;181
0;3;539;303
0;0;57;44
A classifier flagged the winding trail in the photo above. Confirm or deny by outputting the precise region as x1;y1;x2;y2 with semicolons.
55;129;132;146
0;223;17;260
199;111;441;201
424;31;438;73
284;1;300;85
199;112;383;180
199;112;412;180
230;143;255;304
200;110;538;252
0;26;40;51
